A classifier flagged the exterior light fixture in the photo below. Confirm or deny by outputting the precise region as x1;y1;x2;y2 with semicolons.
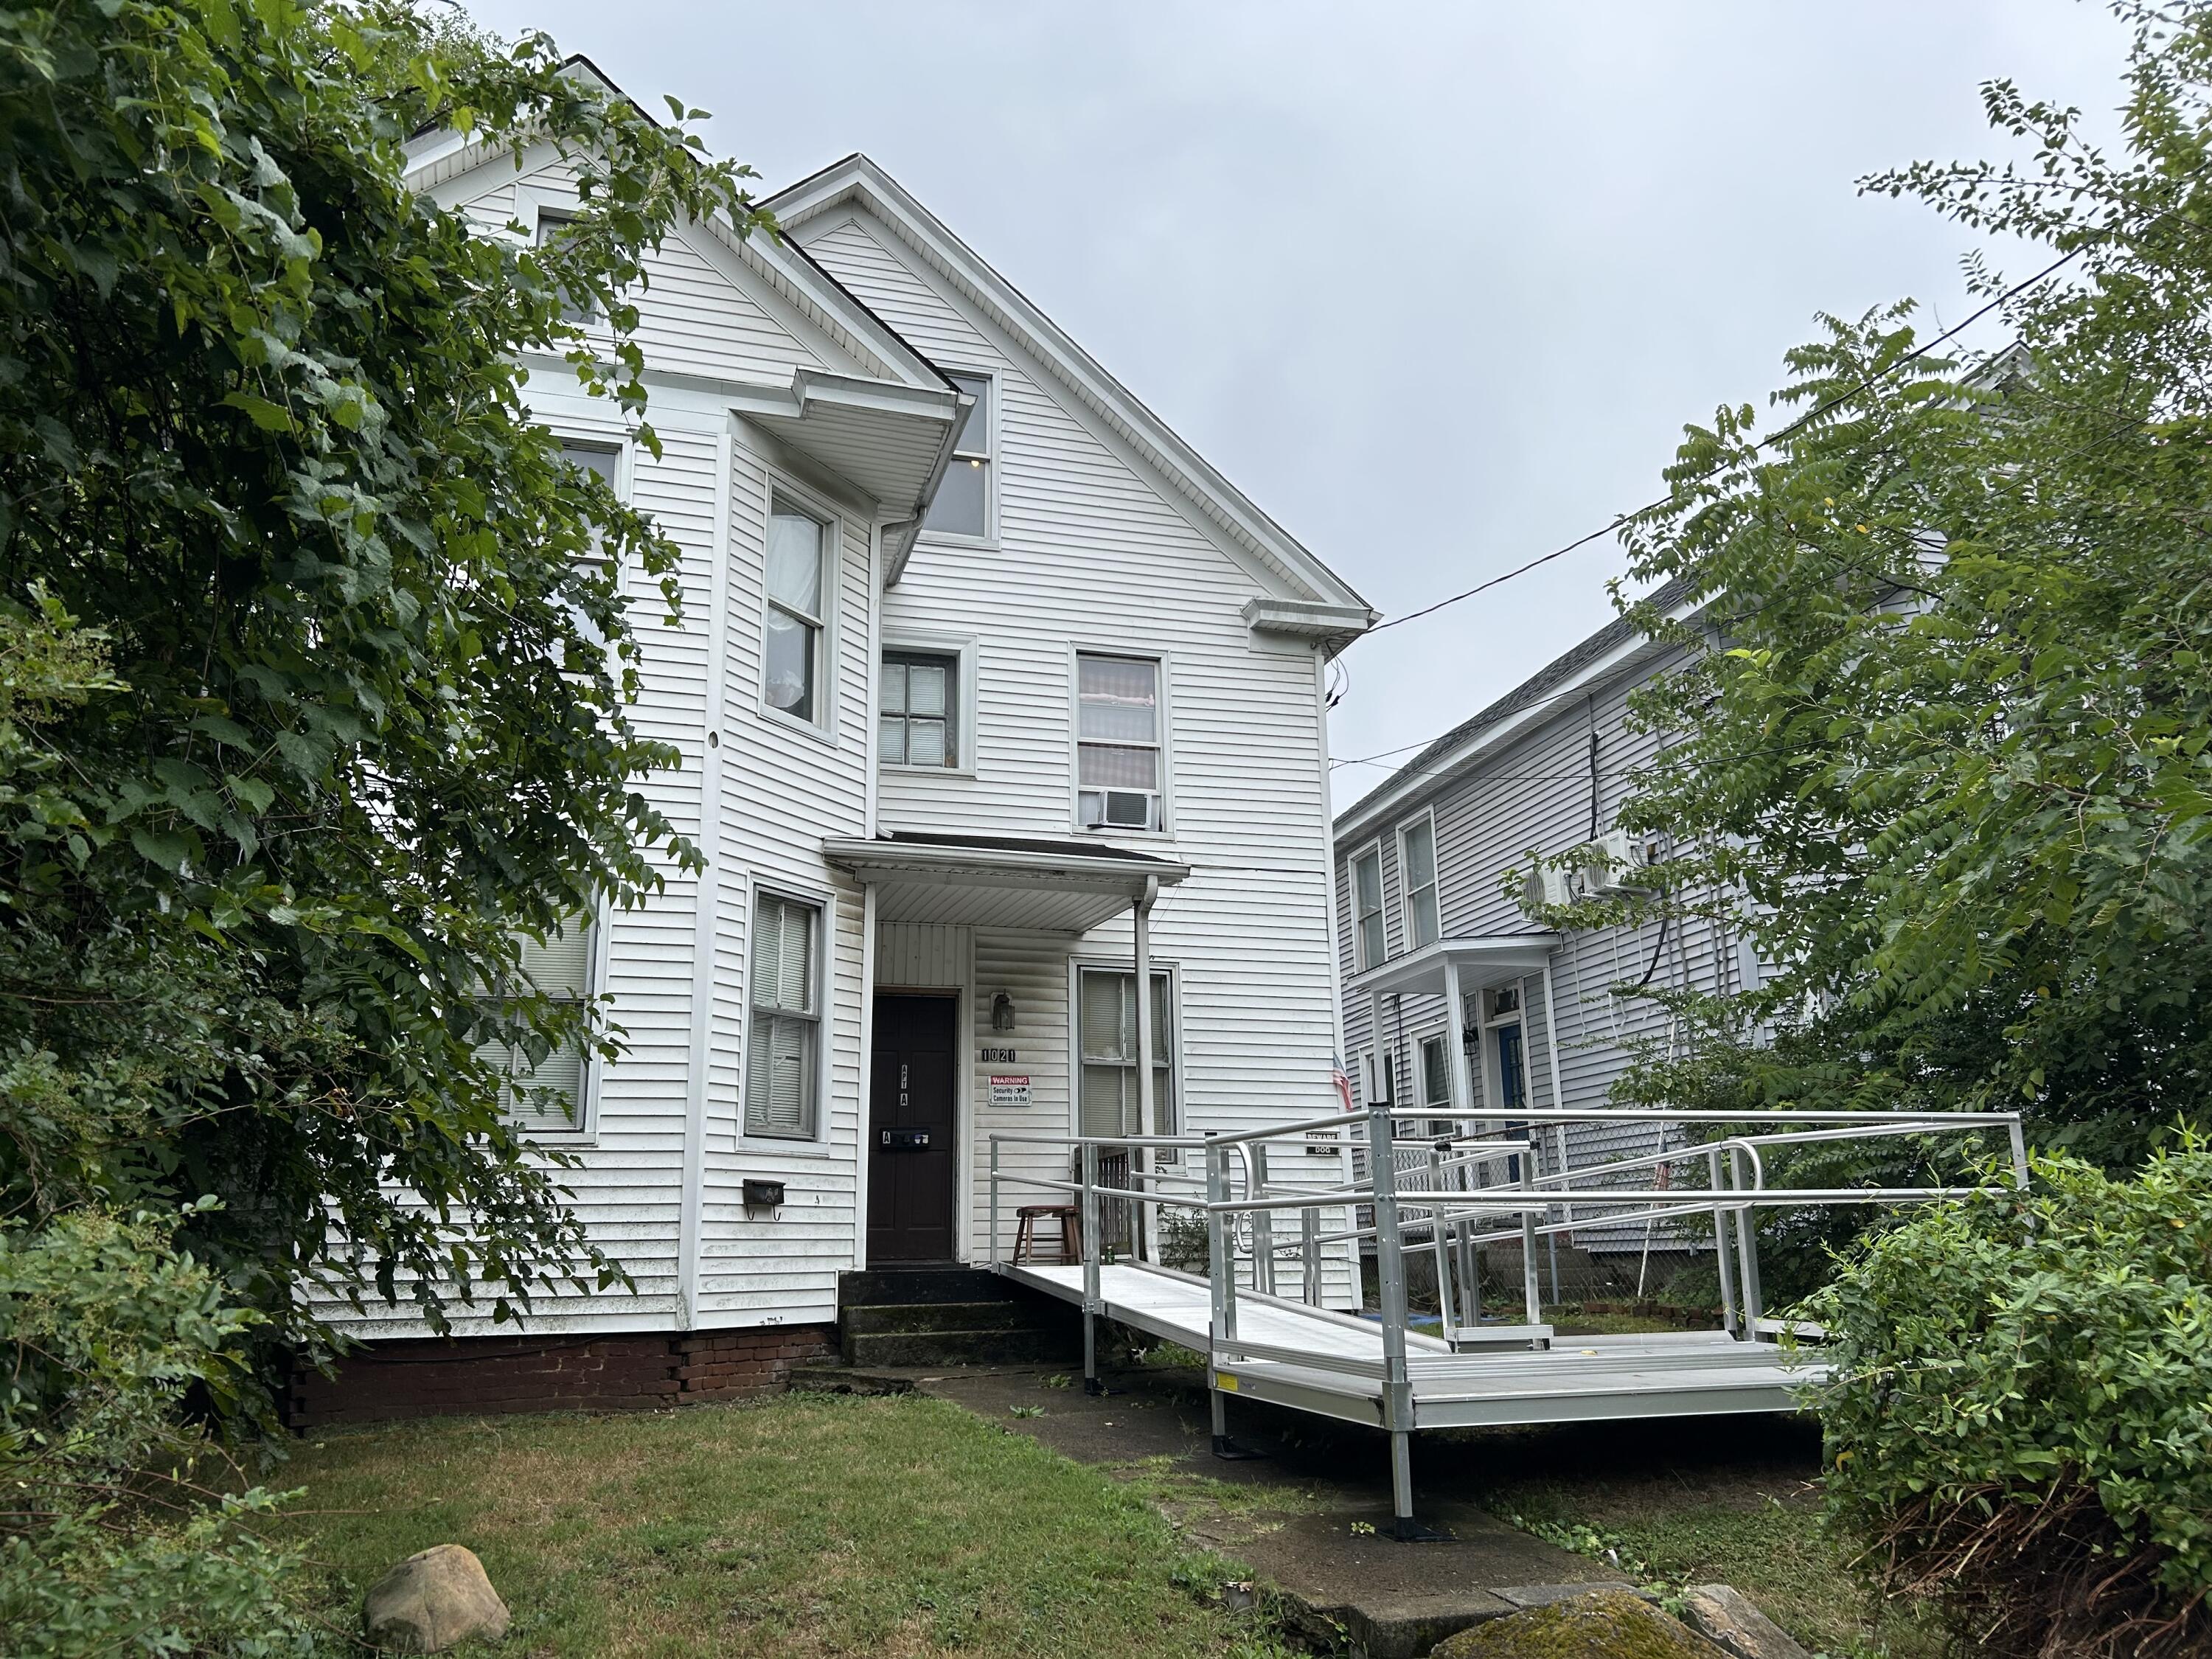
991;991;1016;1032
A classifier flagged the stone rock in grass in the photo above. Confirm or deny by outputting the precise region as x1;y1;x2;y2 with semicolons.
1681;1584;1812;1659
364;1544;511;1652
1430;1587;1724;1659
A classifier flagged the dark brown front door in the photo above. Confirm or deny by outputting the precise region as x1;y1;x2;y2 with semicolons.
868;992;959;1262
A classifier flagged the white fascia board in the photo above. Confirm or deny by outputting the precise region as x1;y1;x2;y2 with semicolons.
1332;594;1706;846
767;156;1371;616
1243;597;1378;654
821;837;1190;893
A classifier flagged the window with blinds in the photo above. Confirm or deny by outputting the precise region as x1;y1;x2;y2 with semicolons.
1400;817;1440;950
880;650;958;767
478;914;596;1134
1077;966;1174;1144
1075;653;1162;830
746;892;821;1138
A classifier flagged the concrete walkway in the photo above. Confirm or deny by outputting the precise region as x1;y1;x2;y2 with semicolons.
826;1357;1635;1659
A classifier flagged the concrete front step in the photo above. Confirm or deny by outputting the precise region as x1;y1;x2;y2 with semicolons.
786;1363;916;1397
837;1267;1022;1308
844;1327;1081;1368
842;1300;1047;1337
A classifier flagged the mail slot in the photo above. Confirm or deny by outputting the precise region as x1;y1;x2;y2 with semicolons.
880;1127;931;1152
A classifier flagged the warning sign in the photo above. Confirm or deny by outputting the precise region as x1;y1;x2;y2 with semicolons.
990;1074;1032;1108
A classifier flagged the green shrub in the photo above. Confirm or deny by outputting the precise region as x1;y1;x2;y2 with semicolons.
1808;1142;2212;1658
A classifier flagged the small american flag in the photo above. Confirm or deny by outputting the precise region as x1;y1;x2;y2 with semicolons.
1330;1054;1356;1113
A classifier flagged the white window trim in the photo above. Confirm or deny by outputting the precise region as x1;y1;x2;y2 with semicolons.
878;629;979;779
1395;808;1441;954
916;366;998;550
514;183;611;335
1416;1029;1453;1110
1066;955;1182;1146
1349;838;1385;970
757;471;843;746
501;900;612;1144
737;880;835;1149
1067;644;1174;838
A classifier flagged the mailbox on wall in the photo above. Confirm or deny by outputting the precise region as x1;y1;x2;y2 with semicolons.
741;1178;785;1215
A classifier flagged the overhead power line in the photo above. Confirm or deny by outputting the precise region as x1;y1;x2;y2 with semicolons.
1362;243;2083;639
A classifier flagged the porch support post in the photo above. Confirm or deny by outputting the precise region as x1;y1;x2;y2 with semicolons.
1540;956;1571;1302
1133;876;1159;1264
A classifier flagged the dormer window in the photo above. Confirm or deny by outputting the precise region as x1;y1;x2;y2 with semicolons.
923;372;992;539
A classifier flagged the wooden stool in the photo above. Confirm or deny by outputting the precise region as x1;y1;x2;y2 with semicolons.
1012;1203;1083;1265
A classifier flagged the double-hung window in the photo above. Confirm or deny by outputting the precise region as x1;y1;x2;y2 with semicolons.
1352;846;1385;968
880;650;958;768
746;893;821;1138
478;914;597;1135
1076;653;1163;830
1419;1034;1451;1110
764;497;829;725
1399;817;1440;950
923;372;992;538
534;209;597;324
1077;965;1175;1141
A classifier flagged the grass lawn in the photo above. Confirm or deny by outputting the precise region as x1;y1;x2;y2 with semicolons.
276;1391;1294;1658
1444;1419;1944;1659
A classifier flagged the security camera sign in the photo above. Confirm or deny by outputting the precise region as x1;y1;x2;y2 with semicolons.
989;1074;1032;1107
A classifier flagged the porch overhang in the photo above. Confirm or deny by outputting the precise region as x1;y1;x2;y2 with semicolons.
822;831;1189;933
1349;933;1561;1000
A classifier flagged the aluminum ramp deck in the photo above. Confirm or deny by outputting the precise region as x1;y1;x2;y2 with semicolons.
1004;1259;1825;1429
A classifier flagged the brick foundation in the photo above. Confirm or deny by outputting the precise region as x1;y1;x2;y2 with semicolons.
288;1324;836;1430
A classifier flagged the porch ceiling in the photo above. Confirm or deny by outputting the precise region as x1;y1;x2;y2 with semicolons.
822;831;1189;935
1349;933;1561;1000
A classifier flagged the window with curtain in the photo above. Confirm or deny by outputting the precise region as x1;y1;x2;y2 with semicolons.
923;372;992;537
764;498;828;723
476;914;596;1133
1353;846;1385;967
880;649;958;767
746;893;821;1138
1400;818;1440;949
1077;966;1174;1141
1076;653;1161;830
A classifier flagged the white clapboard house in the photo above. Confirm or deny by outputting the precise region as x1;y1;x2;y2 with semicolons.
349;66;1374;1371
1331;580;1753;1290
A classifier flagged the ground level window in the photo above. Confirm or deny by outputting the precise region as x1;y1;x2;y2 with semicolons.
747;893;821;1138
1077;965;1174;1140
478;914;596;1133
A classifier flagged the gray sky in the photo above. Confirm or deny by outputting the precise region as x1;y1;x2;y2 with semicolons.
462;0;2135;811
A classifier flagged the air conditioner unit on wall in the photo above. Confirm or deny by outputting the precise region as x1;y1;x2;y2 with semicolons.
1581;827;1657;896
1523;860;1576;911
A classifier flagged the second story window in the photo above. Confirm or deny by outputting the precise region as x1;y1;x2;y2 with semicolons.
880;650;958;768
1353;846;1385;968
923;372;992;538
1400;816;1440;950
1075;653;1161;830
765;496;828;725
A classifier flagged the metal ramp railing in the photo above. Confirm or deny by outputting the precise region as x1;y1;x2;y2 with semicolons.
989;1102;2028;1540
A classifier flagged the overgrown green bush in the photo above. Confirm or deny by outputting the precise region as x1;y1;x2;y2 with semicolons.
1809;1143;2212;1658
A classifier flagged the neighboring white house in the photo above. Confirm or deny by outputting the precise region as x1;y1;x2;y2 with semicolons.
1329;579;1752;1280
340;66;1374;1366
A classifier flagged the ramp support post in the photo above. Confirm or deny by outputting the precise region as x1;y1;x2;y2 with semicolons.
1082;1140;1104;1396
1709;1146;1740;1340
1206;1137;1261;1459
1301;1205;1321;1307
1517;1155;1545;1349
1368;1102;1443;1540
1730;1146;1764;1336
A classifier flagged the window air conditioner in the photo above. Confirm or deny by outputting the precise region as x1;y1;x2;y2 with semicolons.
1580;827;1656;896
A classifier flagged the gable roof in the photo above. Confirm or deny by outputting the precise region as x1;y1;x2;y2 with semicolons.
1333;575;1696;842
403;58;958;401
766;154;1374;624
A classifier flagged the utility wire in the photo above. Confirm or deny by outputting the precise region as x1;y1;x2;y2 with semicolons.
1363;243;2084;639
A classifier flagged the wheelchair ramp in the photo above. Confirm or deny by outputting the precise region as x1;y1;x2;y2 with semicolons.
1004;1259;1824;1430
